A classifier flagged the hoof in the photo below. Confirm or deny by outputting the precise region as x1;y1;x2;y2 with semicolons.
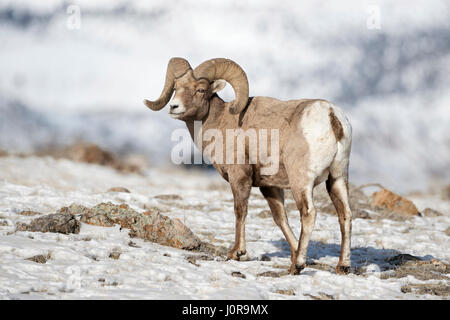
289;263;305;275
336;265;351;275
227;249;246;261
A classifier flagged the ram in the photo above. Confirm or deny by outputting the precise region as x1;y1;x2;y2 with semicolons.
144;58;353;275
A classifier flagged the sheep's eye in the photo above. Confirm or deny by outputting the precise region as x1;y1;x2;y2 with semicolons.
196;89;206;94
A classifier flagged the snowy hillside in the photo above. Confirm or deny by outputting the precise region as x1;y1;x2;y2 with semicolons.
0;0;449;191
0;156;449;299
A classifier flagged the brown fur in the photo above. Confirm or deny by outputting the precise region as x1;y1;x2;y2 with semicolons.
329;109;344;141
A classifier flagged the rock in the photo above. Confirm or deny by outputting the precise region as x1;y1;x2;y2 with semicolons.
109;251;121;260
446;227;450;237
304;292;335;300
16;212;80;234
154;194;183;201
0;220;9;226
257;271;284;278
78;202;201;250
422;208;443;217
276;289;295;296
65;142;115;166
26;254;49;264
401;283;449;297
107;187;131;193
257;210;271;218
128;241;141;248
17;210;41;216
37;142;145;174
386;254;421;266
0;149;8;157
231;271;246;279
442;185;450;200
382;258;449;281
260;255;271;261
370;188;419;216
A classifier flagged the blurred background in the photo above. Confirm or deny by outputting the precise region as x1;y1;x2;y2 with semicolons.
0;0;449;193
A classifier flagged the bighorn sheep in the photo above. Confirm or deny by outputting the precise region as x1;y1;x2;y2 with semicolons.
144;58;353;275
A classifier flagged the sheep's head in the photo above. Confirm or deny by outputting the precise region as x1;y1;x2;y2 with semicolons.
144;58;249;121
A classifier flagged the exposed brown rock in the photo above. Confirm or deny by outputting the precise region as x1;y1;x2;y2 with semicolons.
370;188;419;216
231;271;246;279
26;253;50;264
422;208;443;217
109;251;121;260
72;202;201;250
36;142;146;174
16;211;80;234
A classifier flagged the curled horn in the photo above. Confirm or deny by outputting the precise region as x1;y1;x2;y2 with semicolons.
143;57;192;111
193;58;249;114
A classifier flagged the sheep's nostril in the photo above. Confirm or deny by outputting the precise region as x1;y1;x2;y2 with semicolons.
170;104;179;111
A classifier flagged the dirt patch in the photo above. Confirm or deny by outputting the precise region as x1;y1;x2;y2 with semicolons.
422;208;443;217
304;292;335;300
107;187;130;193
257;270;289;278
401;283;450;297
382;255;449;281
17;210;41;216
154;194;183;201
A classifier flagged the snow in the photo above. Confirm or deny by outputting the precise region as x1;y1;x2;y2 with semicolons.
0;156;448;299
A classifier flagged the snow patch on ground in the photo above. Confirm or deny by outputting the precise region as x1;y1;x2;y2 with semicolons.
0;157;448;299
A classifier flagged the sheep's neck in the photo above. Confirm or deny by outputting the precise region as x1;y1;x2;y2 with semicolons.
185;94;227;152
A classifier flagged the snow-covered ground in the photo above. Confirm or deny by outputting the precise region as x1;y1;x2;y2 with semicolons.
0;156;448;299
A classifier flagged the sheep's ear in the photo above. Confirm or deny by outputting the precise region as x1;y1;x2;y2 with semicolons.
211;79;226;93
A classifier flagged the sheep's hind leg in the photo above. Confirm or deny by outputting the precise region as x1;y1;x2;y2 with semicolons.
326;175;352;274
260;186;298;263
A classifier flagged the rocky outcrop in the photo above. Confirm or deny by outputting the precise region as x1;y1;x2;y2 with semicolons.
370;188;419;216
16;211;80;234
64;203;202;250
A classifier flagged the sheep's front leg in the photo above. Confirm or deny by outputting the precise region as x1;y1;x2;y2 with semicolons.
227;168;252;261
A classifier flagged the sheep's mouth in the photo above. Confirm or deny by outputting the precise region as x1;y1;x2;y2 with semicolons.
169;111;185;118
